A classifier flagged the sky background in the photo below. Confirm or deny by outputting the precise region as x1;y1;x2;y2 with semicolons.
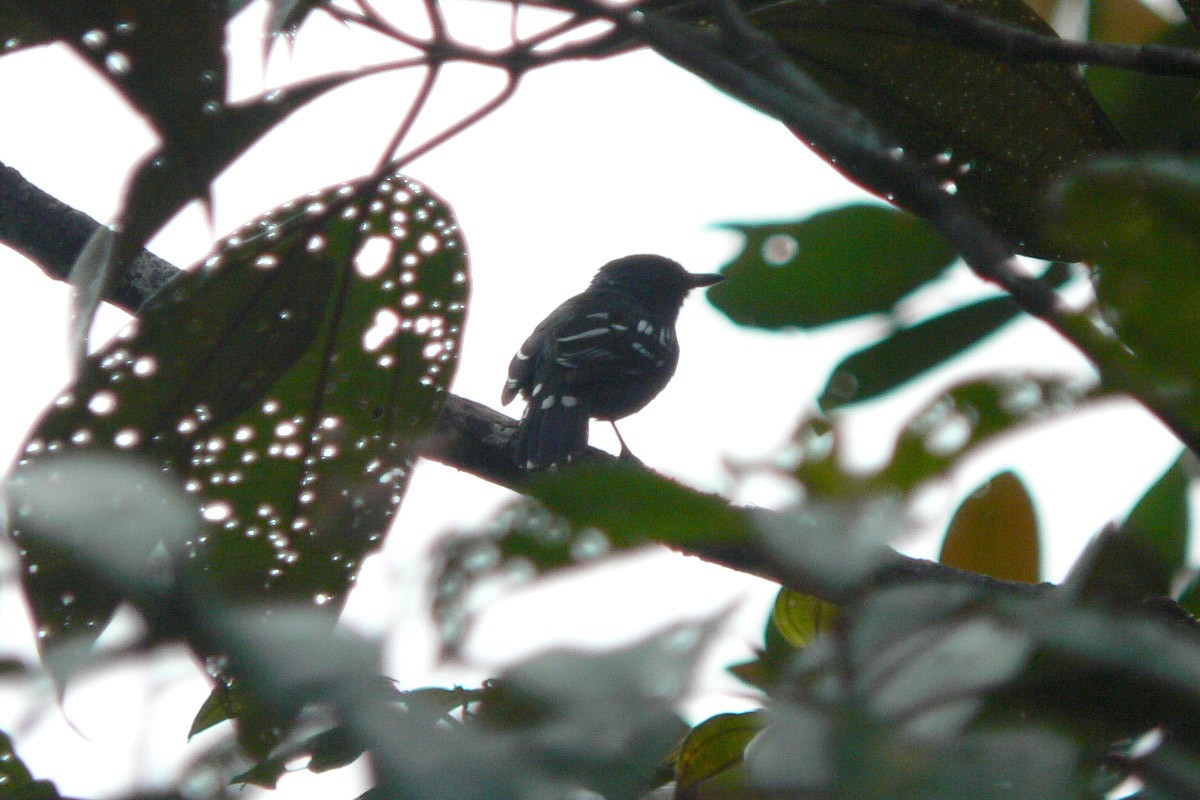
0;1;1187;795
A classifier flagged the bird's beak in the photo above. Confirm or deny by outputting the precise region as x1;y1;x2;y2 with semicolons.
688;272;724;288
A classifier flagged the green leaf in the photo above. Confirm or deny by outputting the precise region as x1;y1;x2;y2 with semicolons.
1088;25;1200;154
940;471;1040;584
268;0;324;38
0;730;62;800
821;296;1019;411
527;464;754;549
5;453;203;647
740;0;1125;259
708;205;956;330
483;619;712;800
1050;156;1200;390
11;169;469;653
819;262;1072;411
432;499;612;654
1068;455;1189;604
675;711;765;793
1121;454;1190;593
0;2;53;54
13;2;228;146
798;374;1095;497
771;588;838;647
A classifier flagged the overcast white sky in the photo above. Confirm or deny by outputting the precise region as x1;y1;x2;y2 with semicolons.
0;2;1186;796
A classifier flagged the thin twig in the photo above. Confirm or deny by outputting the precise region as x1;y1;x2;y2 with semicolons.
869;0;1200;78
376;63;443;174
387;75;522;170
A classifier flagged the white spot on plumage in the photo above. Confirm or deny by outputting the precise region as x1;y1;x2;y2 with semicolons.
632;342;655;359
558;328;609;343
541;395;557;409
561;396;579;407
533;383;544;396
516;348;531;361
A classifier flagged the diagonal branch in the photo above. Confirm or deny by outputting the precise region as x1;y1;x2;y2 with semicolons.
0;160;1055;605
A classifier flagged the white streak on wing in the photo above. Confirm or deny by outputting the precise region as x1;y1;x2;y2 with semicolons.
558;328;610;343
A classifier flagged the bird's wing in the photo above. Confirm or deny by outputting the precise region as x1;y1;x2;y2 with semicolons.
550;299;675;381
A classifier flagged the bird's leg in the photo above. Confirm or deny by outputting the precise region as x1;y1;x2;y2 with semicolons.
610;422;642;465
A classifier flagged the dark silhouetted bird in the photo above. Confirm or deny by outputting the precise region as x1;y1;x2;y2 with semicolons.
502;254;723;469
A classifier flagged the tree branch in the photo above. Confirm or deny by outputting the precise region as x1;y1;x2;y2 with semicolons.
584;1;1200;458
0;161;1056;604
868;0;1200;78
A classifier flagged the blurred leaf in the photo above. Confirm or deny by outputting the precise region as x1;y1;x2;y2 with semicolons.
940;471;1040;584
736;0;1125;259
11;170;468;654
798;374;1096;497
5;453;202;651
708;204;956;329
1;730;62;800
1180;0;1200;31
1067;522;1181;607
482;620;713;800
675;711;765;797
772;588;839;647
189;673;286;758
432;499;611;655
67;225;115;363
0;658;32;676
1088;0;1169;44
849;584;1034;739
915;727;1082;800
746;701;834;794
527;464;754;548
1121;454;1190;594
882;375;1092;493
821;295;1018;411
1088;25;1200;154
819;262;1072;411
1050;156;1200;392
729;599;803;690
231;724;364;788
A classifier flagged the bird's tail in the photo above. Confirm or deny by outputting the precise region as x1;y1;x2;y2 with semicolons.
513;390;589;469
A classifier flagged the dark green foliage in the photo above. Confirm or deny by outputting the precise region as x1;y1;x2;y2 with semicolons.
708;205;957;330
736;0;1125;259
7;0;1200;798
10;169;468;654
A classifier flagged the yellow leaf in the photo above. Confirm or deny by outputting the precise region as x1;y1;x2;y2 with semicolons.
940;471;1040;583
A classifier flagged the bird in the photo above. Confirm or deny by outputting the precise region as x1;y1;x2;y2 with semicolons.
502;254;723;469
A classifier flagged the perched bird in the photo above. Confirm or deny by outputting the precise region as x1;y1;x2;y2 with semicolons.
502;254;723;469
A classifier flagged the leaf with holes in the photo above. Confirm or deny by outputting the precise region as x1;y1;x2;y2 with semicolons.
14;1;228;146
9;169;469;653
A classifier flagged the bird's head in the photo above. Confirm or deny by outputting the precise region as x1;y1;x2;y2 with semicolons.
590;254;723;313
